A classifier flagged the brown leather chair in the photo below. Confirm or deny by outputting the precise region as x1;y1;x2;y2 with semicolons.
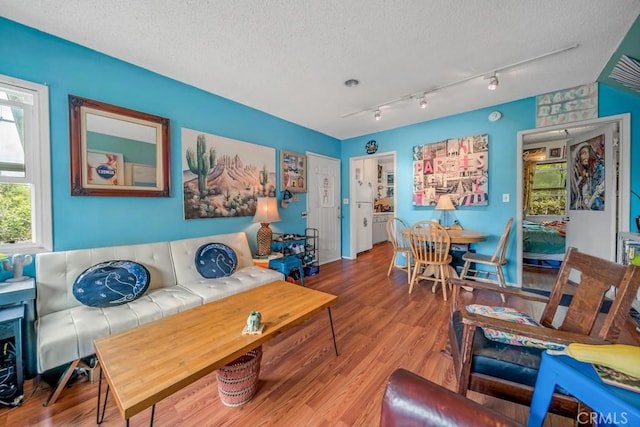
380;368;522;427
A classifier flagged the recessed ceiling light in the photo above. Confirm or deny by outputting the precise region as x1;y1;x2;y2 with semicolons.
344;79;359;87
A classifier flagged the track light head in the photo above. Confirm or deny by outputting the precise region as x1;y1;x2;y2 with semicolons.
419;96;427;109
487;75;499;91
374;109;382;121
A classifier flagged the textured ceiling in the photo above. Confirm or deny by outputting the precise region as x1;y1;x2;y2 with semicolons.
2;1;639;139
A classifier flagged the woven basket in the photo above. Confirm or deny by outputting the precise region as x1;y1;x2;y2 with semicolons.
216;346;263;407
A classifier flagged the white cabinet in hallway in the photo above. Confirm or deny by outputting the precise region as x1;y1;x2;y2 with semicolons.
373;214;391;244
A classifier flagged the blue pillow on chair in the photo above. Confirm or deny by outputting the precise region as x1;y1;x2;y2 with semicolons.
195;243;238;278
73;260;150;307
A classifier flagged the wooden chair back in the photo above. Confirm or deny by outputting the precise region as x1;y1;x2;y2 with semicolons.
387;217;411;252
490;217;513;264
449;246;640;418
410;221;451;266
539;246;640;341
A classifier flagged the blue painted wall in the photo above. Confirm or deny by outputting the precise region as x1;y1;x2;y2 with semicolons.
342;86;640;283
0;18;340;258
2;17;639;286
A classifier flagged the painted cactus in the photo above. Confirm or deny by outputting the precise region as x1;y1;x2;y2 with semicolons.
259;164;268;195
186;134;216;196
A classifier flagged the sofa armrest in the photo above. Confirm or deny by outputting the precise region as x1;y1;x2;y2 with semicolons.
380;369;522;427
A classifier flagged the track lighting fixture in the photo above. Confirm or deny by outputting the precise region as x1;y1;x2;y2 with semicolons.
419;95;428;109
340;42;579;121
487;75;499;90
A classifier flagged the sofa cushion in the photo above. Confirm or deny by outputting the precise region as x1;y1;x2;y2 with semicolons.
170;233;255;286
36;241;177;318
37;287;202;373
73;260;150;307
466;304;565;350
180;266;285;304
195;243;238;278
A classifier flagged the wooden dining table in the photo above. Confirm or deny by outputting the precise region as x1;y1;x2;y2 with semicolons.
401;226;487;284
401;227;487;244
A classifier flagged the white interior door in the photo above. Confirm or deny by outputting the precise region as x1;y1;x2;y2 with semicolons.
516;114;630;287
565;123;617;260
307;153;341;264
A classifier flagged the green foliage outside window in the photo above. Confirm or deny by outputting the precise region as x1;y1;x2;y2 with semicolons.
0;183;31;243
529;162;566;216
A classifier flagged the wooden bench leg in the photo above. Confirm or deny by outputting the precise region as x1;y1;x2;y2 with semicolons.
43;359;80;406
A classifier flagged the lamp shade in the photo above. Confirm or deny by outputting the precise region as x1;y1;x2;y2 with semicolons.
252;197;280;256
435;195;455;211
252;197;281;223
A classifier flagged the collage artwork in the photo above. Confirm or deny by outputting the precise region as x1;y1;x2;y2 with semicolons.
412;134;489;207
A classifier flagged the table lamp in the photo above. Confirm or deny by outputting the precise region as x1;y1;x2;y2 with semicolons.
252;197;281;256
435;194;456;228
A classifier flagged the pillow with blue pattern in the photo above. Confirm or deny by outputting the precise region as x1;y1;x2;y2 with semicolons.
195;243;238;279
73;260;150;307
466;304;565;350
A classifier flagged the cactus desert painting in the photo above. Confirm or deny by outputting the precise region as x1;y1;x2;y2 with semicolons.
181;128;276;219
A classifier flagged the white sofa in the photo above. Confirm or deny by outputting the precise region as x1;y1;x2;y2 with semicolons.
35;232;284;404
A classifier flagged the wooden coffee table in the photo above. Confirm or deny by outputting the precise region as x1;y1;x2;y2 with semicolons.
94;281;338;425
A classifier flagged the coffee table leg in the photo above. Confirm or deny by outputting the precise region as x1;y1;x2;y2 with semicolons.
327;307;339;356
96;367;110;424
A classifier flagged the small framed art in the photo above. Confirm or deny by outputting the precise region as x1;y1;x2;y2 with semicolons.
548;147;563;159
280;150;307;192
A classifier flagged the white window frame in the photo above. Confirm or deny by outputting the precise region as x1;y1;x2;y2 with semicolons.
0;74;52;255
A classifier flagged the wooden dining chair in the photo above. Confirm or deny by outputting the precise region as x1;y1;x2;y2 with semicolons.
386;217;412;284
409;221;452;300
459;217;513;303
448;247;640;419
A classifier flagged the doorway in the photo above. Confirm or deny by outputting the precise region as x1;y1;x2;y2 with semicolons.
307;152;341;264
516;114;631;286
348;152;397;259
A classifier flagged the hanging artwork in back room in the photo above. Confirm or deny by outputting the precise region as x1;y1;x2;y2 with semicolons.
412;134;489;207
182;128;276;219
569;134;605;211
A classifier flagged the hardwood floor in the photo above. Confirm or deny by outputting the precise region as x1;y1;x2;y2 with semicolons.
1;243;638;426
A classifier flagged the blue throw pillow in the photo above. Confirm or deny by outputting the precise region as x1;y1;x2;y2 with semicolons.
73;260;150;307
195;243;238;278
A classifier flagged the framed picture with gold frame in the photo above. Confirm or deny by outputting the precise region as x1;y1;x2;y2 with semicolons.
280;150;307;192
69;95;171;197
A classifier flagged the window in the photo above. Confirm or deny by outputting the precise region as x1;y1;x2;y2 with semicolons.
0;74;51;254
529;161;566;216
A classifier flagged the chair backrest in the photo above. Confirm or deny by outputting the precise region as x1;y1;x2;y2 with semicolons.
539;246;640;342
410;221;451;265
490;217;514;263
387;217;411;251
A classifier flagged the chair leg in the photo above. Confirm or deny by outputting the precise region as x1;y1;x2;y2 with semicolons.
496;265;507;303
456;324;476;395
44;359;80;406
440;265;448;301
460;260;471;280
409;262;420;294
406;254;412;285
387;252;396;277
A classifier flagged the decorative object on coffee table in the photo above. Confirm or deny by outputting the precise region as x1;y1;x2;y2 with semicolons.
216;346;263;407
252;197;280;256
243;311;264;335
